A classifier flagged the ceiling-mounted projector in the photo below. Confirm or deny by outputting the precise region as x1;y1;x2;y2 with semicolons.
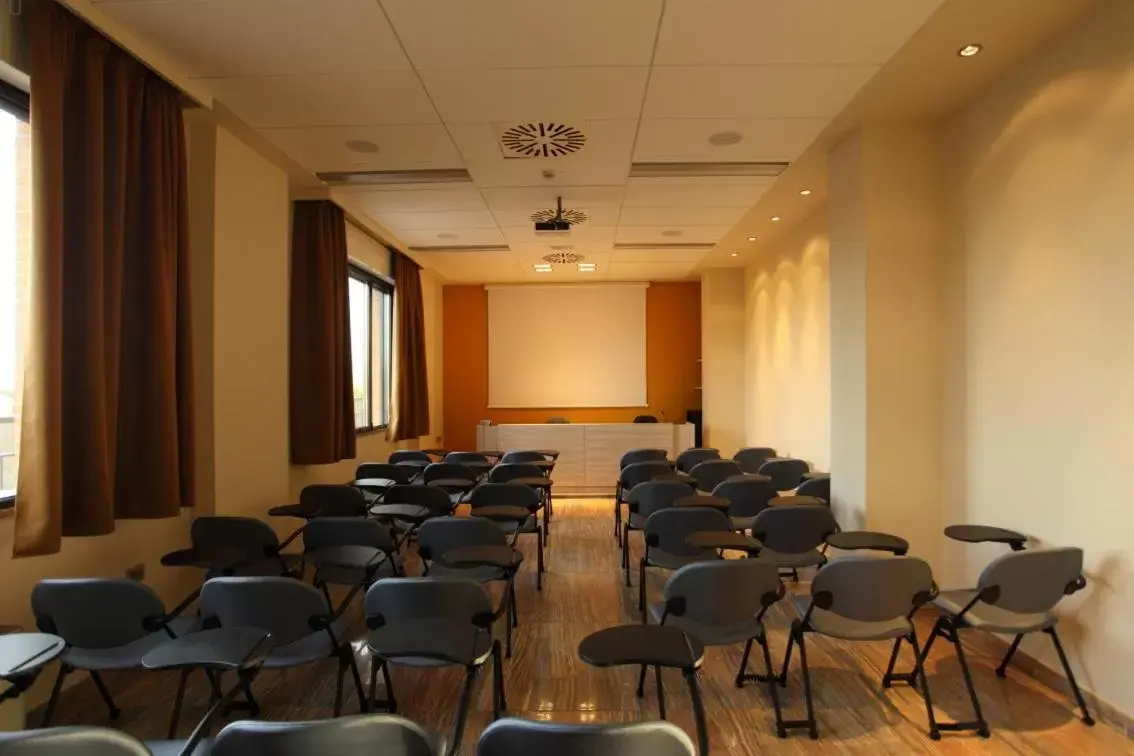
534;196;573;237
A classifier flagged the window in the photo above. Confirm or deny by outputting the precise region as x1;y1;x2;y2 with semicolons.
0;80;30;505
348;265;393;432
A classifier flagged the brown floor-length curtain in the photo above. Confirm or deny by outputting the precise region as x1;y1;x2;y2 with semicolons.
289;200;356;464
390;251;430;442
16;0;195;556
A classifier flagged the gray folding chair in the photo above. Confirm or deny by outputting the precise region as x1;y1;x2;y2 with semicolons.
189;516;304;578
758;458;811;491
651;561;785;729
365;578;506;756
688;459;743;494
923;547;1093;736
712;475;777;532
751;505;839;577
477;719;695;756
0;728;151;756
210;714;436;756
298;484;371;518
303;517;403;593
621;480;690;586
795;476;830;503
638;508;728;617
779;556;937;740
373;484;455;544
422;462;480;503
488;462;544;484
389;450;432;466
732;447;777;474
469;483;545;589
353;463;416;500
500;451;547;465
32;579;199;727
199;576;366;718
675;448;720;474
615;460;674;541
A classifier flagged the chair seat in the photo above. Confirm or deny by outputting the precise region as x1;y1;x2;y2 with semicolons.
934;589;1057;633
757;548;827;569
648;603;765;646
791;597;912;641
428;563;507;582
645;549;719;571
262;615;350;668
369;620;493;668
63;618;201;670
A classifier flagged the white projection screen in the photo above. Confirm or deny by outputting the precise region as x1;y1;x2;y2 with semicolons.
487;284;648;408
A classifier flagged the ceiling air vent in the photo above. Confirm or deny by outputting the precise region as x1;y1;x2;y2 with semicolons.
530;207;588;225
500;122;586;158
542;249;584;265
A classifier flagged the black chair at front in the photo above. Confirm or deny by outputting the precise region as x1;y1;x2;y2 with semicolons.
638;508;727;618
469;483;545;590
713;474;778;532
210;715;436;756
733;447;777;474
674;448;720;473
477;719;695;756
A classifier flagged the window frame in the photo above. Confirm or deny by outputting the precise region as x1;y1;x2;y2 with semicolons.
348;263;394;435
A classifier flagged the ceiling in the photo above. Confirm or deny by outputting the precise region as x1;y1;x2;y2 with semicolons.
90;0;947;282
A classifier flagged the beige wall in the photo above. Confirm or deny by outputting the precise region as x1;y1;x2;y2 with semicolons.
700;269;746;456
743;210;831;471
941;0;1134;717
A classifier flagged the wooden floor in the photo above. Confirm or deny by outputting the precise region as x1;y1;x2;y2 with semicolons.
33;499;1133;754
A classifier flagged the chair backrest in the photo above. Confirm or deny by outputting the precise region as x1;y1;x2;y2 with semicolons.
468;483;541;512
299;484;369;517
751;505;839;553
211;715;436;756
32;580;165;650
200;577;330;646
795;475;830;502
675;447;720;473
618;448;668;470
365;577;492;626
303;517;396;553
477;719;695;756
627;480;692;518
688;459;744;493
445;451;491;467
417;517;507;562
382;485;455;517
758;458;811;490
355;463;415;486
977;547;1085;615
0;728;151;756
389;450;431;465
632;415;658;424
422;462;478;484
545;417;569;424
663;560;783;628
811;556;934;622
191;516;281;553
500;450;545;464
619;460;673;490
645;507;729;557
489;463;544;484
732;447;777;474
711;475;777;518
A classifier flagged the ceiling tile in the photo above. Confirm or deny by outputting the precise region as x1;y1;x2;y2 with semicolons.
643;66;879;119
208;72;439;128
421;68;649;122
374;210;499;231
614;226;730;244
492;207;622;228
607;261;697;280
618;206;747;227
413;251;526;282
655;0;944;66
93;0;410;77
634;118;829;163
623;178;774;208
610;248;710;264
387;227;507;247
381;0;664;69
481;186;625;211
345;187;488;213
501;225;617;246
259;124;461;173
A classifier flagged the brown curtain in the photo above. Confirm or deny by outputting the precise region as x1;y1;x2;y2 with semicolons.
16;0;195;556
390;252;430;442
289;200;356;464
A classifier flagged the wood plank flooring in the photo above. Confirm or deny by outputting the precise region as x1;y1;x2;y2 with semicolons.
31;499;1133;754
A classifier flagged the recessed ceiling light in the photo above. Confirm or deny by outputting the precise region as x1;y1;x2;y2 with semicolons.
661;229;683;238
730;252;740;257
958;43;982;58
707;130;743;147
534;263;552;273
799;189;812;196
771;216;782;222
437;232;458;240
578;263;596;272
747;236;757;242
344;139;380;154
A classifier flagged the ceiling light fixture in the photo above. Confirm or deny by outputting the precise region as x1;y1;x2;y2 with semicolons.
707;130;743;147
344;139;380;154
771;216;782;222
534;263;552;273
799;189;812;196
578;263;596;272
730;252;740;257
437;232;458;240
661;229;683;238
958;43;983;58
747;236;757;242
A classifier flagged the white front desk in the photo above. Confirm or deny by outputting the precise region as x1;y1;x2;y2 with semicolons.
476;422;695;495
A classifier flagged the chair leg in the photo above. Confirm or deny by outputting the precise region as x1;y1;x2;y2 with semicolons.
684;668;710;756
638;559;647;618
492;640;507;718
622;529;631;586
735;638;754;688
636;664;648;697
882;637;904;688
909;628;941;740
655;665;667;720
912;618;944;685
948;624;991;738
778;627;796;686
759;634;786;738
334;647;347;717
796;630;818;739
89;671;121;719
448;667;479;756
40;664;68;727
168;669;190;739
536;526;544;592
614;487;622;540
1046;627;1095;726
345;644;369;714
370;660;397;713
996;634;1024;678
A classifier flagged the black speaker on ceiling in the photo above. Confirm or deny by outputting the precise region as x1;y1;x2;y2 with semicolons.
686;409;703;448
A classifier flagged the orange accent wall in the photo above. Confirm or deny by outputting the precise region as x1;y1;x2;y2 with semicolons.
442;282;702;450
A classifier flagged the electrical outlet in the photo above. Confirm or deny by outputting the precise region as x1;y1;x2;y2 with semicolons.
126;563;145;581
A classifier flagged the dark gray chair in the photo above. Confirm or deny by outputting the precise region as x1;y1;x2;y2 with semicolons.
500;451;547;465
189;516;304;578
469;483;545;590
422;462;480;503
477;719;695;756
751;505;839;576
712;475;777;531
632;415;659;423
444;451;493;479
675;448;720;473
638;508;728;617
621;479;690;586
733;447;777;474
0;728;151;756
365;578;506;756
353;463;416;500
303;517;403;592
545;417;569;424
297;484;370;518
614;459;674;541
795;476;830;503
780;556;937;740
210;714;436;756
758;458;811;491
924;547;1093;736
488;462;544;483
32;579;199;727
372;484;455;543
619;448;669;470
199;576;366;717
389;450;432;466
688;459;743;494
